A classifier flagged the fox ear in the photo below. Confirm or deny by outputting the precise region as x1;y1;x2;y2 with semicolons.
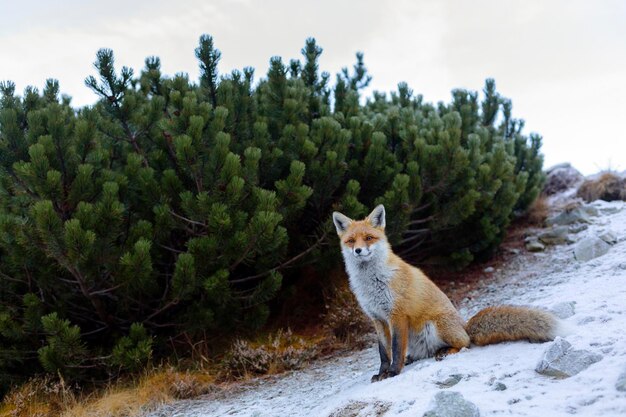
367;204;386;229
332;212;352;235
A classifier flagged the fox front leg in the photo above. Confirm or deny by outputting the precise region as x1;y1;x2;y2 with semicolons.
387;318;409;378
371;320;392;382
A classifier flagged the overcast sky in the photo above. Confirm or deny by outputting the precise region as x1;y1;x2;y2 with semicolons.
1;0;625;174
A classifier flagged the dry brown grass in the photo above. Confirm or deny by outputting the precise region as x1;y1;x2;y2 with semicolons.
524;195;550;226
577;172;626;202
0;376;78;417
1;369;216;417
322;282;371;349
63;369;215;417
222;329;321;379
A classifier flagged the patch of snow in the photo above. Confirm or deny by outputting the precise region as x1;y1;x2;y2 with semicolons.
149;200;626;417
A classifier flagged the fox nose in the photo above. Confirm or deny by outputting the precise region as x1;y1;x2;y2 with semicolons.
355;248;362;254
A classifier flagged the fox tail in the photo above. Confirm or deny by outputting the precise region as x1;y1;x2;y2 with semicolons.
465;305;562;346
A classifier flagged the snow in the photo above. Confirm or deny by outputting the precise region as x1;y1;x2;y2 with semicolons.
150;199;626;417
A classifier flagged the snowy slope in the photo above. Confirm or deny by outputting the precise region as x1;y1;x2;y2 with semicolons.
150;199;626;417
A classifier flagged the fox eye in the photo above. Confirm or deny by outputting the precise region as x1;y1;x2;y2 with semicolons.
365;235;374;241
346;238;356;244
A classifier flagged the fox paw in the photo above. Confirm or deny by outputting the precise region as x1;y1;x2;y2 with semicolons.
371;370;399;382
435;347;461;361
371;372;388;382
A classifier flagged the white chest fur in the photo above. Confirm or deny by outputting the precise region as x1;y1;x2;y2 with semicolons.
343;249;395;321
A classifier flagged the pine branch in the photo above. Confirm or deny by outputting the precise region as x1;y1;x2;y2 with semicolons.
230;228;329;284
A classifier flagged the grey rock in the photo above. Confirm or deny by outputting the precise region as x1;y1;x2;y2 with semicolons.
423;392;480;417
493;382;507;391
543;163;584;195
483;267;495;273
569;224;588;234
617;366;626;392
578;395;602;406
581;205;599;217
545;162;575;174
546;207;591;226
328;400;392;417
526;240;546;252
436;374;463;388
574;237;611;261
535;337;603;378
599;206;622;215
551;301;576;319
598;230;618;244
538;226;572;245
578;316;596;325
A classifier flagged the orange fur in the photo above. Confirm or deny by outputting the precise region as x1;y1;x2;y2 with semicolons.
466;305;558;345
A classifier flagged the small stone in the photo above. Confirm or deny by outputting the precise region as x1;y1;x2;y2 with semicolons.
538;226;572;245
599;206;622;215
598;231;618;245
484;267;495;273
493;382;507;391
526;240;546;252
436;374;463;388
551;301;576;319
507;398;521;405
546;207;591;226
578;396;602;406
574;237;611;262
329;401;392;417
423;392;480;417
536;337;603;378
581;205;599;217
616;367;626;392
569;224;588;234
578;316;596;325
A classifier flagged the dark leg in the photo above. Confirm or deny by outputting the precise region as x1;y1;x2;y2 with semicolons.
387;318;408;378
371;320;391;382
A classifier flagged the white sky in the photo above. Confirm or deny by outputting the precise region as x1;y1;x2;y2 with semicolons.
1;0;625;175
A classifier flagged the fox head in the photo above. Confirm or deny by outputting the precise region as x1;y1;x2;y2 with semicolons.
332;204;389;263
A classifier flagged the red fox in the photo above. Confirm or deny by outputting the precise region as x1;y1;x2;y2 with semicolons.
332;205;560;382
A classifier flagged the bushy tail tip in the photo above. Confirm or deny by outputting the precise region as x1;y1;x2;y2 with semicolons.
466;305;560;346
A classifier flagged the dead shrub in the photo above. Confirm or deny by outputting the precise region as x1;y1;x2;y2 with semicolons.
142;368;216;400
1;376;77;417
0;368;217;417
577;173;626;202
223;329;318;378
322;283;371;348
525;195;549;225
60;368;215;417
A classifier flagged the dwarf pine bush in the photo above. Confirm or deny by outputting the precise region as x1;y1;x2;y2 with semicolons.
0;35;543;393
